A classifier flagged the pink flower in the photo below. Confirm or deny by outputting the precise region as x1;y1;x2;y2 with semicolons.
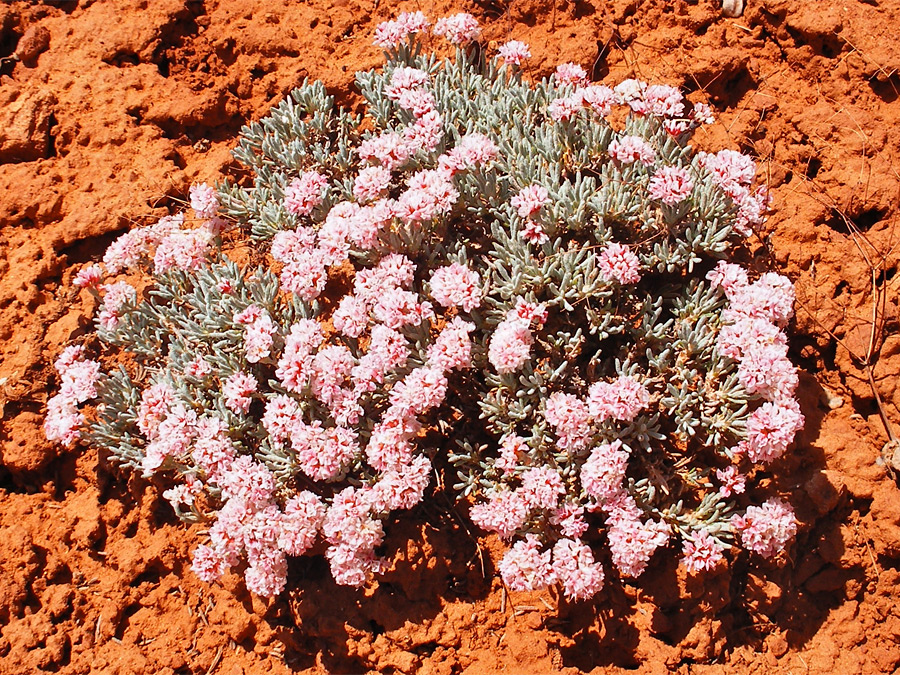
137;381;175;439
358;131;412;171
290;421;357;481
440;133;498;173
353;253;416;303
372;288;434;329
282;249;328;298
551;502;589;539
597;242;641;285
698;149;756;197
554;62;588;87
371;455;432;511
544;392;592;451
395;168;459;223
587;375;650;422
648;166;694;204
192;544;230;583
190;182;219;219
192;416;236;480
262;394;301;445
284;171;328;216
44;394;84;446
631;84;684;118
580;440;629;503
470;489;529;539
352;324;409;386
184;355;213;379
716;465;746;498
519;467;564;510
427;316;475;371
499;535;554;591
389;367;448;417
521;218;549;245
404;110;444;152
219;456;275;510
552;538;605;600
743;400;804;463
496;433;528;475
429;263;482;311
606;514;670;578
333;294;370;338
497;40;530;66
223;371;258;414
608;135;656;165
385;67;429;100
579;85;616;117
681;530;725;574
548;94;583;122
732;498;797;558
433;13;480;45
278;491;326;556
276;319;324;392
74;264;103;288
706;261;748;298
234;306;275;363
373;11;430;48
353;165;392;203
488;317;533;375
57;358;101;404
510;184;549;219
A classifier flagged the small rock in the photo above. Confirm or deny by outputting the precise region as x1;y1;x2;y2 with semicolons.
767;632;789;658
14;25;51;63
0;88;58;163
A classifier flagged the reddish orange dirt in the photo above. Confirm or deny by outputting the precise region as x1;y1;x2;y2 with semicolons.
2;0;900;673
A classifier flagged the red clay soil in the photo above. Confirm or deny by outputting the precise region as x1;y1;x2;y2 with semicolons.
2;0;900;673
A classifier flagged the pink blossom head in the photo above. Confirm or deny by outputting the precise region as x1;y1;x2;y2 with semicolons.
499;534;554;592
554;62;588;88
284;171;328;216
373;11;430;48
510;184;549;219
608;135;656;165
648;165;694;204
732;498;797;559
681;530;725;574
433;13;480;45
429;262;482;312
487;317;533;375
552;538;605;600
190;182;220;219
597;242;641;285
497;40;531;66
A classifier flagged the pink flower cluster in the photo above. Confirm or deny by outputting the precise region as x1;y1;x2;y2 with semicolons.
698;149;770;235
433;13;480;45
44;345;100;447
648;165;694;204
498;535;605;601
234;305;276;363
597;242;642;285
548;83;617;122
284;171;328;217
100;213;214;277
497;40;531;66
510;184;550;244
487;298;547;374
426;263;480;312
710;262;803;463
731;497;797;559
608;135;656;166
373;11;430;48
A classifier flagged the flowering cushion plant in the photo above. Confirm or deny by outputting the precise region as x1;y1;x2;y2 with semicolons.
46;11;801;601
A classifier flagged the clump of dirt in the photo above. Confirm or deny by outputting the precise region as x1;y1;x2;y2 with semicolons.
1;0;900;673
